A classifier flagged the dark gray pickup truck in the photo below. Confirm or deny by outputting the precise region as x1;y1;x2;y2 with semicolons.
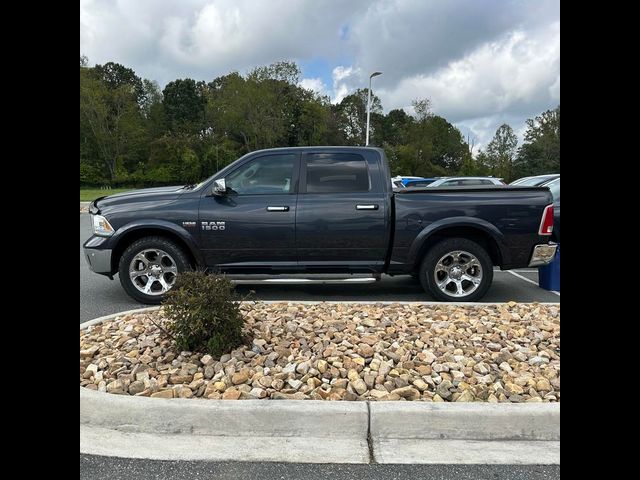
84;146;556;304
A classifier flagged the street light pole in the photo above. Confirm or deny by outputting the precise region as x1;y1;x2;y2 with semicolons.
366;71;382;146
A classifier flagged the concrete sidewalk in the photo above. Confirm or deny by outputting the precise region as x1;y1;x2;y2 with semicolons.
81;387;559;464
80;307;560;465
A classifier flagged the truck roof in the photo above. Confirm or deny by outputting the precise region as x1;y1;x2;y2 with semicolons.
247;146;385;155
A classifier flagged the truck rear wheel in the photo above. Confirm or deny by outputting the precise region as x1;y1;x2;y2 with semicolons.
419;238;493;302
118;236;191;304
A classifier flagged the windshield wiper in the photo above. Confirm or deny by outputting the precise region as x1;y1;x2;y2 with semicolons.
182;184;197;190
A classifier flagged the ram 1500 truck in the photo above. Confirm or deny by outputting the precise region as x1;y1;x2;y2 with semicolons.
84;146;556;304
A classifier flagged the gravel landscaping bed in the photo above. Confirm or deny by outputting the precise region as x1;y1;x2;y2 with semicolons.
80;302;560;402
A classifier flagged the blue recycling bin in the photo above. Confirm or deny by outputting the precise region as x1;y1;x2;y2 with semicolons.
538;244;560;291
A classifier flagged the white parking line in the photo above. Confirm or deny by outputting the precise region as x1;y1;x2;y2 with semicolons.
494;269;537;273
507;270;538;285
507;270;560;297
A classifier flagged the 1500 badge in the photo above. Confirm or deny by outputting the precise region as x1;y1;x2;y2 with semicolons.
201;221;226;231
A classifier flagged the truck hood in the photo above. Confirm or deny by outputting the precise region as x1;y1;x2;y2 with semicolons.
93;185;187;214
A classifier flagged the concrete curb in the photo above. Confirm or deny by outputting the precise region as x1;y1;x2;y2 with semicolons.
80;306;159;330
80;306;560;463
80;301;560;331
80;388;370;462
370;402;559;441
80;387;368;438
369;402;559;464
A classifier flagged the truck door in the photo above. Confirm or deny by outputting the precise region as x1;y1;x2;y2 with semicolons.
295;151;388;269
198;152;300;269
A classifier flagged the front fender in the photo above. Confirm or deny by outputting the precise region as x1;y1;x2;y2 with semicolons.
406;216;506;266
110;219;204;267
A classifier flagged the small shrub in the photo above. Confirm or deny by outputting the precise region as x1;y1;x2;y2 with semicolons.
162;271;245;356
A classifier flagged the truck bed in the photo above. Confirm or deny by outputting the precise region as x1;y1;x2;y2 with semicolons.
389;186;553;272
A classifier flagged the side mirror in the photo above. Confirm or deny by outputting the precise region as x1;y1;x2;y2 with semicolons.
212;178;227;196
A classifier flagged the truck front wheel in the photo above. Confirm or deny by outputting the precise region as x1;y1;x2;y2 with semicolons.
118;236;191;304
419;238;493;302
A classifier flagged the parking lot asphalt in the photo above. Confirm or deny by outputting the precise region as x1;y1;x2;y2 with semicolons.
80;455;560;480
81;213;558;324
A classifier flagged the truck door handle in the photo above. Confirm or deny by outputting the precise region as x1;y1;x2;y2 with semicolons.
356;204;379;210
267;206;289;212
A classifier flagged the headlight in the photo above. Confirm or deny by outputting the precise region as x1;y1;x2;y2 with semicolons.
92;214;115;237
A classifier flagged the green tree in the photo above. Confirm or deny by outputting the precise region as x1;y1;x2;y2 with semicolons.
162;79;206;133
146;135;203;184
379;108;413;146
486;124;518;181
80;58;559;190
92;62;146;105
247;60;301;84
426;116;468;171
385;98;468;177
514;106;560;177
412;98;433;121
335;88;382;145
80;66;147;182
458;150;490;176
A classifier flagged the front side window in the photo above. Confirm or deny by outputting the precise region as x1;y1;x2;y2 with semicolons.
305;153;370;193
225;154;296;195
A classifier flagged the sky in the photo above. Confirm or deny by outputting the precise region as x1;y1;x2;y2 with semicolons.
80;0;560;150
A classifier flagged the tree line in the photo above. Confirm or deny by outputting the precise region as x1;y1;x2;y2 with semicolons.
80;56;559;187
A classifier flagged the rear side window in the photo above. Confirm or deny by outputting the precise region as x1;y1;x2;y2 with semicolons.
439;180;458;187
305;153;370;193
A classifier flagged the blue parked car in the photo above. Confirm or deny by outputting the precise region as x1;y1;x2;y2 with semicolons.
404;178;438;188
392;176;427;188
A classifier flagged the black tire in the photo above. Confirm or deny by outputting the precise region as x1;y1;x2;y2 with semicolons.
118;236;191;304
419;237;493;302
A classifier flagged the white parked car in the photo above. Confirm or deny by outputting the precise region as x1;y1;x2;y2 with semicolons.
427;177;505;187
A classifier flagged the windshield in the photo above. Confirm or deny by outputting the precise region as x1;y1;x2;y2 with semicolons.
512;177;545;186
511;177;538;186
184;151;252;191
546;178;560;200
191;178;213;191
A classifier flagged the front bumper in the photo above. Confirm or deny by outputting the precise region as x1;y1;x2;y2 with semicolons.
84;247;112;274
528;243;558;267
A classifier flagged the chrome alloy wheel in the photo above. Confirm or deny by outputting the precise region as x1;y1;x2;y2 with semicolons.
129;248;178;296
433;250;483;298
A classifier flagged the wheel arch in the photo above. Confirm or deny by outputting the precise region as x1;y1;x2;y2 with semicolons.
409;218;505;272
110;222;203;274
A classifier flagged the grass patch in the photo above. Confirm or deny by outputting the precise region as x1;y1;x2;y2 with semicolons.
80;188;133;202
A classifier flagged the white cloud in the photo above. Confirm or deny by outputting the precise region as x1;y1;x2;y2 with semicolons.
81;0;361;85
381;22;560;117
298;78;328;96
331;66;362;104
374;22;559;148
80;0;560;147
